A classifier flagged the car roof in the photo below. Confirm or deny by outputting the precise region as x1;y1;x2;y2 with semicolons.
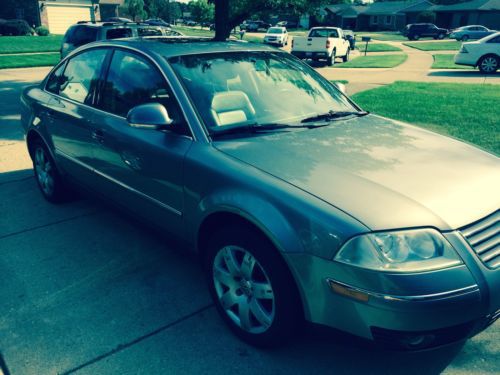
87;37;281;58
73;21;159;28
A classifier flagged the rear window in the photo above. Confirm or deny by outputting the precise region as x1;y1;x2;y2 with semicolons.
67;26;98;46
106;28;133;39
309;29;338;38
138;27;163;36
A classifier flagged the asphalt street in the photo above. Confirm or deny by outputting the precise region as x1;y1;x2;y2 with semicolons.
0;67;498;375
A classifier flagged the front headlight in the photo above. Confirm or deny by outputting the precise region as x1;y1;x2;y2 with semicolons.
334;229;463;273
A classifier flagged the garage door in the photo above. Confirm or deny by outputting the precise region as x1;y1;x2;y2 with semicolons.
46;5;92;35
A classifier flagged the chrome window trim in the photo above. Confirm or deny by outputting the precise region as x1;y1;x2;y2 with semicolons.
42;44;198;141
326;279;480;302
55;149;182;217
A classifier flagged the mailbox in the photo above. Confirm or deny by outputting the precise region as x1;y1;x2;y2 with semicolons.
361;36;371;42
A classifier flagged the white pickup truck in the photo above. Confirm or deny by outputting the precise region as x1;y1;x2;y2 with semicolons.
291;27;350;66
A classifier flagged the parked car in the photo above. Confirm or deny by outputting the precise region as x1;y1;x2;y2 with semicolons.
276;20;299;29
449;25;496;41
244;21;271;32
145;18;171;27
291;27;350;65
343;29;356;50
454;32;500;73
185;20;197;27
263;27;288;47
403;23;449;40
60;22;182;58
0;19;33;36
21;38;500;350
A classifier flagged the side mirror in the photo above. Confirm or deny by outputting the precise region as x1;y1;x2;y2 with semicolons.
333;82;347;95
126;103;173;130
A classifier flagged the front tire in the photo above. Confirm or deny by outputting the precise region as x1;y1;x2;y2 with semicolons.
461;35;469;41
437;33;445;40
342;49;350;62
478;55;499;74
413;34;420;41
32;140;70;203
204;224;302;347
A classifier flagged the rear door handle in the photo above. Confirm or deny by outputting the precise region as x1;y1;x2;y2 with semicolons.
91;129;105;143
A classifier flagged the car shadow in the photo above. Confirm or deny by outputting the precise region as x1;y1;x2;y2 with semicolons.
427;70;497;78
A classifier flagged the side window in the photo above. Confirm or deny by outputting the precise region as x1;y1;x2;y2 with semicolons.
138;27;163;36
101;50;187;133
106;28;133;39
488;36;500;43
46;62;67;94
59;49;108;105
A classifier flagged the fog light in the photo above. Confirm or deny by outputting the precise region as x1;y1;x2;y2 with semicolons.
401;334;435;349
327;279;369;302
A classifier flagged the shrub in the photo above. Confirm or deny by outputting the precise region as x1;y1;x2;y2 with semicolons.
35;26;50;36
0;19;33;36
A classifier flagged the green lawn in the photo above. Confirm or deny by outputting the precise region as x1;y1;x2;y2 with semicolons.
357;42;402;52
330;80;349;84
0;53;59;69
0;35;63;54
431;54;473;69
403;41;461;51
335;54;407;68
172;26;214;37
243;34;264;43
352;81;499;154
356;32;407;42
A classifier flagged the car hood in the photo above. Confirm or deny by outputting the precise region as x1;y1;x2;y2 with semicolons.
214;115;499;231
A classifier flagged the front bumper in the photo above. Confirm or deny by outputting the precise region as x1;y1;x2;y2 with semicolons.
284;231;499;349
454;52;477;67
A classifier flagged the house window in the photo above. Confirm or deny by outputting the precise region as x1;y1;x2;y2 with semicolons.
15;8;25;20
372;15;378;25
385;15;392;25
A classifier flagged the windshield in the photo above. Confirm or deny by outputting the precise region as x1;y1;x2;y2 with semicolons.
267;28;283;34
168;51;356;133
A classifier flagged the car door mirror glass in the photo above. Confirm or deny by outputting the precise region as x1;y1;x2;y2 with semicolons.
127;103;174;130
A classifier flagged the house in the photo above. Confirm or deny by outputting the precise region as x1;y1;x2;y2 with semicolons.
432;0;500;30
357;1;433;31
0;0;124;35
324;4;368;30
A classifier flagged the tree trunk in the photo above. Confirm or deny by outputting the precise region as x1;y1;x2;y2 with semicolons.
213;0;231;40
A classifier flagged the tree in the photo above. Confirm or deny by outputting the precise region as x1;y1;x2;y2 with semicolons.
126;0;147;21
189;0;214;23
210;0;329;40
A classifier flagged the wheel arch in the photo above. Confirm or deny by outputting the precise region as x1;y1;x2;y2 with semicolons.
26;129;54;161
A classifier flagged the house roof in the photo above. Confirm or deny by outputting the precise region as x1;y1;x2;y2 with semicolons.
432;0;500;11
362;1;430;15
324;4;367;15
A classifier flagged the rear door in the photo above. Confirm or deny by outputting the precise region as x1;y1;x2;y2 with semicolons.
90;48;193;234
44;48;110;183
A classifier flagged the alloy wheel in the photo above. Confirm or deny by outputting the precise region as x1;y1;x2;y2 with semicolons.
480;56;498;73
213;245;275;334
34;146;55;197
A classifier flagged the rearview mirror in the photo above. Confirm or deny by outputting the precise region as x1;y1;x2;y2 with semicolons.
333;82;347;94
126;103;173;130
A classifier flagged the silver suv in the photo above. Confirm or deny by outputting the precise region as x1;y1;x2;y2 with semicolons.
60;21;182;58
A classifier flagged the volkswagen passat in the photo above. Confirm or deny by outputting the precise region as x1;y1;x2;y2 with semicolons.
20;37;499;349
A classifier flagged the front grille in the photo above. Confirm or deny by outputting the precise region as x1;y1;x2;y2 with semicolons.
460;210;500;269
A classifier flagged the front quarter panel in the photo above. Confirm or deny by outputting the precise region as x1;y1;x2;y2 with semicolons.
183;142;368;259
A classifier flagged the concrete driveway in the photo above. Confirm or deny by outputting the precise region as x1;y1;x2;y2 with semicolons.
0;68;498;375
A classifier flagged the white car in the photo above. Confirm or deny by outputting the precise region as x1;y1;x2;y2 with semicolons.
263;27;288;47
454;32;500;73
291;27;350;66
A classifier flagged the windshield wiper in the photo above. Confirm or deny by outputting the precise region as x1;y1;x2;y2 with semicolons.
211;122;329;138
301;110;369;123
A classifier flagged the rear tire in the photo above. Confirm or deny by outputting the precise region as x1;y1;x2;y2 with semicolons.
478;55;499;74
204;224;303;347
31;140;71;203
437;33;445;40
327;50;335;66
413;34;420;41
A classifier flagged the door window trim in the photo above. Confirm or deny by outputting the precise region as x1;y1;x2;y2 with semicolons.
43;45;196;140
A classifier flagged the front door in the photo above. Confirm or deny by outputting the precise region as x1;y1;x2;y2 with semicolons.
90;49;193;235
44;48;109;184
